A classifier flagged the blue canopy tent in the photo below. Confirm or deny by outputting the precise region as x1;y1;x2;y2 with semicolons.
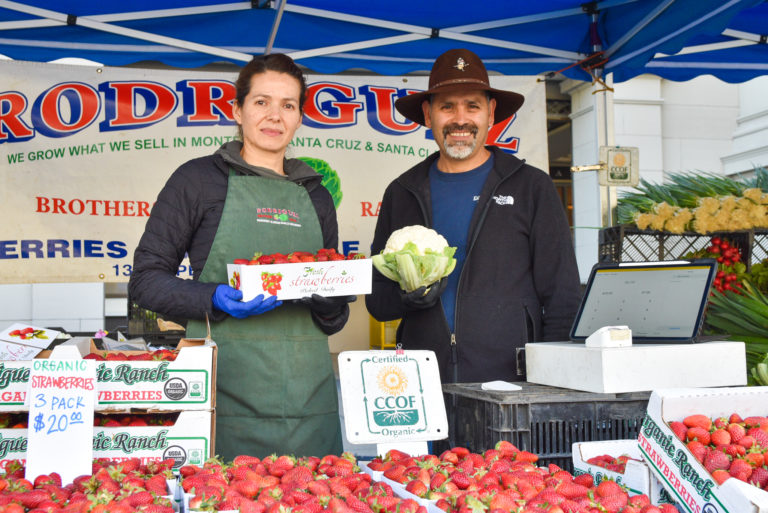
0;0;764;83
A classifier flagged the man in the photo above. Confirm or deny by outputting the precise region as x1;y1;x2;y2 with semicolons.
365;48;581;383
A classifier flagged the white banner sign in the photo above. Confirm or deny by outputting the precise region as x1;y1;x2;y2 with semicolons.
0;60;547;284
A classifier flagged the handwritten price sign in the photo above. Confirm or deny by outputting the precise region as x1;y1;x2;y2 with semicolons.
26;359;96;484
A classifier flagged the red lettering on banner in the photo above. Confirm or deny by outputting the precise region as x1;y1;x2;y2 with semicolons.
359;85;420;135
101;82;177;129
181;80;236;123
0;92;35;142
486;114;520;152
36;83;100;135
303;82;363;127
35;196;152;216
360;202;381;217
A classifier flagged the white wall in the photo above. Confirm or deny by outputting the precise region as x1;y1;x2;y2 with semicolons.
723;76;768;175
0;283;104;333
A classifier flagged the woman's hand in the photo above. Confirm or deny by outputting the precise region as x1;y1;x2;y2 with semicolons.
212;284;281;319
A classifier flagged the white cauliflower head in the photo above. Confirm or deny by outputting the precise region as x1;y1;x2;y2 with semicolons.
383;225;450;255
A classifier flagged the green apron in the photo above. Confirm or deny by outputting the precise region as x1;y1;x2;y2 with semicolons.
187;170;343;459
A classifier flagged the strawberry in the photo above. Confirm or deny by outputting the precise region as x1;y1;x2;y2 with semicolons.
573;473;593;488
721;443;746;458
749;466;768;488
711;469;731;485
728;423;746;442
495;441;519;458
597;492;628;512
488;490;518;511
145;474;168;495
556;482;589;499
738;435;757;449
744;416;768;428
627;494;650;508
404;480;428;498
383;465;407;484
231;480;261;499
126;490;154;508
683;414;712;431
18;489;51;509
234;455;261;467
669;421;688;441
450;471;471;490
728;458;753;481
745;449;765;468
686;426;711;445
686;440;708;463
596;479;623;498
711;429;731;446
747;427;768;448
714;416;729;429
704;450;731;474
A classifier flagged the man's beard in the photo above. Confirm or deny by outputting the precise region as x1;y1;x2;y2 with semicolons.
442;123;478;160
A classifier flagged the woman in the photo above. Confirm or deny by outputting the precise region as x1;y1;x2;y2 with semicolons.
129;54;352;459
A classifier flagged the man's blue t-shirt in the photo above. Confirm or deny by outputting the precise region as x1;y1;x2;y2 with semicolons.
429;154;494;333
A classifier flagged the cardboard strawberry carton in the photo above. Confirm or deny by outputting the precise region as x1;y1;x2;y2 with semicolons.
639;387;768;513
227;257;371;301
572;439;674;506
0;410;213;471
0;338;216;412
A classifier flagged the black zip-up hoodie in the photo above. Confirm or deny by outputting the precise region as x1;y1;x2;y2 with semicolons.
129;142;347;334
365;147;582;383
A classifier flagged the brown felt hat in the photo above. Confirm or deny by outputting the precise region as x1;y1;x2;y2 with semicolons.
395;48;525;126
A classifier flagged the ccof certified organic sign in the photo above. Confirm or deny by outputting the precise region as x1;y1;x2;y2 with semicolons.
26;359;96;484
338;350;447;444
599;146;639;187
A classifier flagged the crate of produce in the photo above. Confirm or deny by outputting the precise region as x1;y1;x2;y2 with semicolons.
0;338;217;412
0;410;213;470
598;225;768;271
572;439;675;505
441;382;650;472
639;387;768;513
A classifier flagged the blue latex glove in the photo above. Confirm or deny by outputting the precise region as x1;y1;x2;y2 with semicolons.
212;284;281;319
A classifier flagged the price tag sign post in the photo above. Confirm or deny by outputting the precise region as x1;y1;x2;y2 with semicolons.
338;350;448;456
26;359;97;484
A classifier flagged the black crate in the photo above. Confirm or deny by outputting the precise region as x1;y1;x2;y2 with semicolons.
127;300;185;345
441;383;649;472
599;225;768;272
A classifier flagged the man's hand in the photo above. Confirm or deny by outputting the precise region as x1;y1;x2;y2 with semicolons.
400;279;447;310
212;284;281;319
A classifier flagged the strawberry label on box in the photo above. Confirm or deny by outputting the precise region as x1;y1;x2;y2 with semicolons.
228;258;372;301
0;410;212;470
639;387;768;513
0;339;216;412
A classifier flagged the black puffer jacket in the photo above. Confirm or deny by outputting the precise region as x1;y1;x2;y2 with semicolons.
129;142;347;333
365;147;582;383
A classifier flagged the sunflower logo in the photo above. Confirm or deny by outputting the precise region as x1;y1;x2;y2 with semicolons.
613;152;627;167
376;365;408;396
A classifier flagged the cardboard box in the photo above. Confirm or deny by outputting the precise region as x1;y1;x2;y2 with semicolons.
639;387;768;513
525;341;746;393
572;439;674;505
0;410;214;471
227;259;372;301
0;339;217;412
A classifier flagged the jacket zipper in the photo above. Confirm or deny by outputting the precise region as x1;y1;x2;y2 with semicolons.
451;159;525;381
400;155;525;382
